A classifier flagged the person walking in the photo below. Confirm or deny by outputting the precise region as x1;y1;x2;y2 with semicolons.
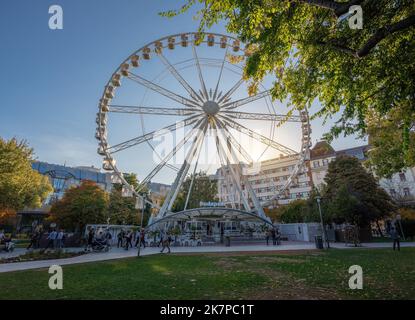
56;229;65;250
86;228;95;252
160;232;171;253
117;230;124;248
125;230;133;250
44;229;57;252
266;229;271;245
27;231;39;250
390;227;401;251
271;228;277;246
275;228;281;245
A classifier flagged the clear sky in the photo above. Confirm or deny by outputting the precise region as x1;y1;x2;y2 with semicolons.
0;0;366;184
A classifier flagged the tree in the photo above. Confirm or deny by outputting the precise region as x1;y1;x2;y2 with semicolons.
163;0;415;176
0;137;52;214
49;180;108;232
172;172;218;212
107;190;139;225
323;155;395;226
365;106;415;178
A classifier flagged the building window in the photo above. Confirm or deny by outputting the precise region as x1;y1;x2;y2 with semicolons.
390;189;396;197
403;188;411;197
322;159;329;166
399;173;406;182
313;161;320;168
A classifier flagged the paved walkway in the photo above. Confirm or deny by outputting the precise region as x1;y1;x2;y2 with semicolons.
1;241;414;273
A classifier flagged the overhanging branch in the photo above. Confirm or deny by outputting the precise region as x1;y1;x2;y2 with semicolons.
317;14;415;58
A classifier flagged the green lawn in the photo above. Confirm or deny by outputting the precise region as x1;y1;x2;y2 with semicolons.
1;248;414;300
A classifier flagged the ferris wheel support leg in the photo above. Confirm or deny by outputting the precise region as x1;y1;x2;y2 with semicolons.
157;120;208;218
213;120;251;212
215;119;266;219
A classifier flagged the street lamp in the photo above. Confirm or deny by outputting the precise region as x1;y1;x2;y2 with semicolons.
315;196;329;249
396;214;405;241
137;192;149;257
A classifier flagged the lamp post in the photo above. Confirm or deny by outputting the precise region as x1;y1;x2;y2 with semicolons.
137;192;147;257
396;214;405;241
315;196;329;249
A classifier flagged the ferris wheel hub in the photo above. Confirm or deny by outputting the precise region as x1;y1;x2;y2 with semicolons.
202;100;220;116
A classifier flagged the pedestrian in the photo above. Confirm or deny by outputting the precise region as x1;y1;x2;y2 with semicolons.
125;230;133;250
266;229;271;245
117;230;124;248
86;228;95;252
44;229;57;252
105;229;112;247
134;229;140;247
271;228;277;245
27;231;39;250
275;228;281;245
160;232;171;253
56;229;65;250
390;227;401;251
140;229;146;248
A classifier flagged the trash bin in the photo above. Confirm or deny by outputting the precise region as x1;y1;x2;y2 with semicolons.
315;235;323;249
225;236;231;247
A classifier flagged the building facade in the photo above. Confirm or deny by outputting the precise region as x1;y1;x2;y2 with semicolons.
216;154;313;208
215;141;415;209
32;161;113;205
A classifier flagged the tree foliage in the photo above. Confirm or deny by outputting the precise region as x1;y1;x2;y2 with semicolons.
323;155;395;226
0;137;52;213
365;106;415;178
163;0;415;176
172;172;218;212
50;180;109;232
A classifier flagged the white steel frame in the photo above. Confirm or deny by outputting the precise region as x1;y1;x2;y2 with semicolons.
96;32;311;224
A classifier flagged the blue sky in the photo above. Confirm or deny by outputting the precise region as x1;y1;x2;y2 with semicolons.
0;0;365;184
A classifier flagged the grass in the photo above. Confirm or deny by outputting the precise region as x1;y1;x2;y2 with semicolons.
1;248;414;300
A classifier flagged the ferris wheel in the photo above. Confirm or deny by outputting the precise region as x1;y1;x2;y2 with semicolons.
95;32;311;222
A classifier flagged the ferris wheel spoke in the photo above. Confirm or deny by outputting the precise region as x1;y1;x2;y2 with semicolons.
220;90;271;110
108;105;202;116
192;44;209;102
218;114;297;155
127;72;201;108
106;114;202;154
157;119;209;217
213;45;229;101
222;110;302;122
217;78;244;105
158;53;204;105
135;117;206;194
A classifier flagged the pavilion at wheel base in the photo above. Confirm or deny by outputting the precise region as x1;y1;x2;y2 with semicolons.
146;207;273;243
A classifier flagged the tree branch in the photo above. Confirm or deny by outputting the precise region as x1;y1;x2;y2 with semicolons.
316;15;415;58
293;0;365;17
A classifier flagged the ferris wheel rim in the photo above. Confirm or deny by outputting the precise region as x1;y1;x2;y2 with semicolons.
95;32;312;213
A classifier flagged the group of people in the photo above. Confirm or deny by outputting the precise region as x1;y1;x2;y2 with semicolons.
116;229;146;251
85;227;112;252
265;228;281;246
43;228;66;252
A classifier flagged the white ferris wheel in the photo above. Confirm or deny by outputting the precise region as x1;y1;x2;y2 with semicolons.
95;32;311;227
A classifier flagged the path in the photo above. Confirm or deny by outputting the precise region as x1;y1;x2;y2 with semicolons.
1;241;414;273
